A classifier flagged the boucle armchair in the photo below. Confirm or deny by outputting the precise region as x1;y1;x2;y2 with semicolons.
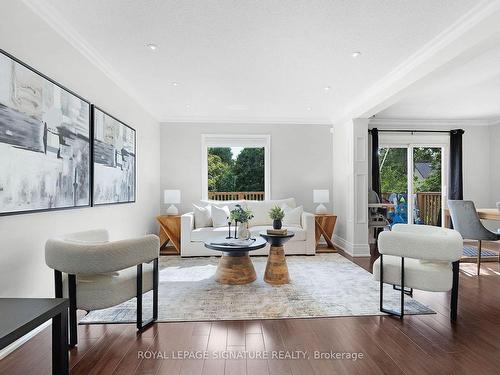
45;229;160;347
373;224;463;321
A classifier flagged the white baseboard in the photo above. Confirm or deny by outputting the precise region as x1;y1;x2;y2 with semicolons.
333;234;370;257
0;320;51;360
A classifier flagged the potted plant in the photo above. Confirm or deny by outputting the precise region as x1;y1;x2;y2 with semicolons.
230;204;254;239
269;205;285;229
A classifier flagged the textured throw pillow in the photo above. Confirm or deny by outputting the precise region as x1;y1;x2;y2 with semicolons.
211;205;230;228
282;204;303;227
193;204;212;228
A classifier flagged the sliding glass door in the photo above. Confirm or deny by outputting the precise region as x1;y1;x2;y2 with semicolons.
379;147;409;224
413;147;442;226
379;142;446;227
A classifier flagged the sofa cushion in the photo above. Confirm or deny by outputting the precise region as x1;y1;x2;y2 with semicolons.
211;205;230;228
249;226;306;241
190;225;306;242
282;205;303;227
191;226;233;242
193;204;212;228
246;198;296;226
200;199;246;212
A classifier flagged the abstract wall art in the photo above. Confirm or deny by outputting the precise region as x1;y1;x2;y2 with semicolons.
0;50;91;215
92;106;136;205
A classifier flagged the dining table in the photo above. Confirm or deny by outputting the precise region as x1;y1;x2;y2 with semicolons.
444;208;500;228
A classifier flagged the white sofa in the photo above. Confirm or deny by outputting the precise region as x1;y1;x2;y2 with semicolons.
181;198;316;256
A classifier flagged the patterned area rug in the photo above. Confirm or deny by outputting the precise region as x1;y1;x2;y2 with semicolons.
81;254;434;324
463;245;498;257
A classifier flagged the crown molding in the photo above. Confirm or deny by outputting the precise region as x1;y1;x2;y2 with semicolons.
333;0;500;125
160;115;333;126
21;0;161;121
369;117;500;128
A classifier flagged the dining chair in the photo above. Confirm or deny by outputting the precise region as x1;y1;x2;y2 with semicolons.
448;200;500;275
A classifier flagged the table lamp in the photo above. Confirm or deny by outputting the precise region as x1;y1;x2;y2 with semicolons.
313;189;329;214
164;190;181;215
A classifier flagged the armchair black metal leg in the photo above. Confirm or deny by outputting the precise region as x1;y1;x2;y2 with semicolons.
68;274;78;348
137;264;143;330
380;255;405;318
450;261;459;321
153;258;159;321
54;270;63;298
136;260;158;331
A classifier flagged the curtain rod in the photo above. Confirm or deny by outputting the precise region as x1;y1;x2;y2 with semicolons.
368;129;460;134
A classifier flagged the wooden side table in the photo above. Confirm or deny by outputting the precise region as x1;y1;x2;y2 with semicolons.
260;232;295;285
315;214;337;251
157;215;181;255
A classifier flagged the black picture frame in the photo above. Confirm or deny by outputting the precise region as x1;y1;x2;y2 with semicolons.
0;49;92;216
92;105;136;206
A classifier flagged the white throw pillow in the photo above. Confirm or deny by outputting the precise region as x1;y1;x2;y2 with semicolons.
211;205;230;228
193;204;212;228
282;204;303;227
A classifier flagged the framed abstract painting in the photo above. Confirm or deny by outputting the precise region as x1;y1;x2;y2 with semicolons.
92;106;136;205
0;49;91;216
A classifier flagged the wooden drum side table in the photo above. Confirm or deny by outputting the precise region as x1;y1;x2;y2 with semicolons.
157;215;181;255
204;237;267;285
260;232;295;285
315;214;337;251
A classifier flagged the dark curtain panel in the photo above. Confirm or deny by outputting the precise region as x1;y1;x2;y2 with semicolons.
449;129;465;200
371;128;381;197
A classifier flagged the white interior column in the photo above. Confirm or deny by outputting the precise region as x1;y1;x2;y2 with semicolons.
332;118;370;257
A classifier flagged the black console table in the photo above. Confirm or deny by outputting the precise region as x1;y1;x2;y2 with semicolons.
0;298;69;375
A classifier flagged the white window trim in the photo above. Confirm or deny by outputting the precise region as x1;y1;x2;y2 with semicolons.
201;134;271;200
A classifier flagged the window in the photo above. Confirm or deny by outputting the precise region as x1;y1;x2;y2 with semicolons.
201;135;270;200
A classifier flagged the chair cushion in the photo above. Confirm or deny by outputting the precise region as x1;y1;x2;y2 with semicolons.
63;263;154;311
373;255;453;292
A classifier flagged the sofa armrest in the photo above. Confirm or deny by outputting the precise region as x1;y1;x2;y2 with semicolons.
181;212;195;245
301;211;316;254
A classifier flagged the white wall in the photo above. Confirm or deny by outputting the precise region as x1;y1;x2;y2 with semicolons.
489;124;500;206
0;1;160;298
160;123;333;214
331;119;370;257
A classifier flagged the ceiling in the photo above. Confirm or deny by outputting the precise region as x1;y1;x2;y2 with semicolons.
377;37;500;121
36;0;480;123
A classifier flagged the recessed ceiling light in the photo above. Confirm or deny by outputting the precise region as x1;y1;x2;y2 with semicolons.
352;51;362;58
324;86;331;91
185;104;191;109
307;107;312;111
146;43;158;51
172;82;179;87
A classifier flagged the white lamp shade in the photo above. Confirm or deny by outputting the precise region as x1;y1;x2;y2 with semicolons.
164;189;181;204
313;189;330;203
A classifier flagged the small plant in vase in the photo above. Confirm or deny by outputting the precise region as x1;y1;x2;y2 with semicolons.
230;204;254;239
269;205;285;229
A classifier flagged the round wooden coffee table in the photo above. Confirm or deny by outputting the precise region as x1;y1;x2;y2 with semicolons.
260;232;295;285
204;237;267;285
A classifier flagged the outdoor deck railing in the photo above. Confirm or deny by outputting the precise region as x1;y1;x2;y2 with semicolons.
381;191;442;226
208;191;265;201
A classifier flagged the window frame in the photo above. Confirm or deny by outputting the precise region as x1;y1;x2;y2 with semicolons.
201;134;271;200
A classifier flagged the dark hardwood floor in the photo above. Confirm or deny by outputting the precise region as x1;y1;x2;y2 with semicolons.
1;253;500;375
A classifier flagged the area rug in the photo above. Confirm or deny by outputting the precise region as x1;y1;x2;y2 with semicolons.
463;245;498;258
80;254;434;324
